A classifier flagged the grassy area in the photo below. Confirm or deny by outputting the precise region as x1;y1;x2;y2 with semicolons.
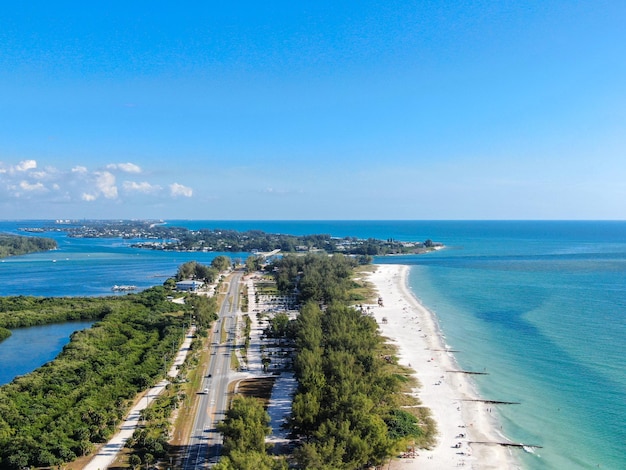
376;340;437;449
241;314;251;358
216;277;228;308
349;265;378;304
255;280;278;295
220;315;229;343
233;377;276;408
230;351;240;371
240;283;249;312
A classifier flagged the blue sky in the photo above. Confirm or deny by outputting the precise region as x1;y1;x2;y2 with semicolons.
1;1;625;220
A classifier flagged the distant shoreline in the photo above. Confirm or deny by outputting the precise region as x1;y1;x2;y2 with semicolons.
18;219;443;256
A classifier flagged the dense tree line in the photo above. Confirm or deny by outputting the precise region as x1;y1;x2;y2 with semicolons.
0;288;186;468
180;254;433;468
32;220;441;255
174;260;220;283
214;397;287;470
0;296;116;342
184;293;219;328
126;392;179;467
272;253;361;304
0;234;57;258
274;254;435;469
132;227;338;253
125;225;436;255
171;256;231;285
0;327;10;342
0;296;113;329
290;301;436;469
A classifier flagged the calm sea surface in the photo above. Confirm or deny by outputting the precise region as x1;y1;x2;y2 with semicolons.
1;220;624;469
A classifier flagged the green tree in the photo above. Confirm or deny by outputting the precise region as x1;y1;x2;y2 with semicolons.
211;255;232;272
195;263;219;283
185;294;218;328
215;396;287;470
213;450;287;470
217;397;270;454
128;453;141;469
176;261;198;280
266;313;290;339
245;255;264;273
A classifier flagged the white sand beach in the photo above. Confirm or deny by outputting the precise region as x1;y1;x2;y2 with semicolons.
367;264;522;470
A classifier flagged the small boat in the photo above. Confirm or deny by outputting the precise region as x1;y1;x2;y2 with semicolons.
112;285;138;291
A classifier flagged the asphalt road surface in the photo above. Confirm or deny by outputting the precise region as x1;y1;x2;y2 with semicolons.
182;271;242;469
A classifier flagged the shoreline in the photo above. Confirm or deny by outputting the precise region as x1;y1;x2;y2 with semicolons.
367;264;521;469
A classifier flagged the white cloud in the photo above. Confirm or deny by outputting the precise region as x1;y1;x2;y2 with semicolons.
123;181;161;194
31;171;49;179
95;171;118;199
170;183;193;197
262;187;299;195
19;181;46;192
15;160;37;172
107;162;141;173
0;158;194;207
0;160;38;174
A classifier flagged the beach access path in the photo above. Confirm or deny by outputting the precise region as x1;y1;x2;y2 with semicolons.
83;326;196;470
367;264;521;470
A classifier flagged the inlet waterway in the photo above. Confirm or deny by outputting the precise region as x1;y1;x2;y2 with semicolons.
0;321;94;385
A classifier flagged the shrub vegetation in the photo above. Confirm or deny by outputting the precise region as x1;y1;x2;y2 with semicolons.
0;287;187;468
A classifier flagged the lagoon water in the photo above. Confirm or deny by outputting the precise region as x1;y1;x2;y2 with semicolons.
0;321;94;385
1;220;625;468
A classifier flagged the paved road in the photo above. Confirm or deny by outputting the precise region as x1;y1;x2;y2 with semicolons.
182;271;242;469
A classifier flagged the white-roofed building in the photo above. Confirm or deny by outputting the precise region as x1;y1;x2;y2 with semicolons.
175;280;204;292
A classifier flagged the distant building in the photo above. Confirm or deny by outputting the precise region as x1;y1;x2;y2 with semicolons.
176;280;204;292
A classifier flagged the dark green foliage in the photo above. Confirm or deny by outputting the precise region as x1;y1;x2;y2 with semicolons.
271;253;432;469
272;253;358;304
215;397;287;470
0;234;57;258
0;296;111;329
385;409;424;440
185;294;219;328
211;255;232;271
57;221;432;255
0;291;186;468
290;303;395;469
264;312;291;339
126;394;176;462
245;254;265;273
213;450;287;470
175;260;219;283
218;397;270;454
0;327;10;342
32;220;438;255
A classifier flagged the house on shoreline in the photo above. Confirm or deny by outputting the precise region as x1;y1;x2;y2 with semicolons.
175;280;204;292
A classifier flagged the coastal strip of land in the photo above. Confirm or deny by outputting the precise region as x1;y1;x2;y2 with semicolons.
83;327;196;470
367;264;521;470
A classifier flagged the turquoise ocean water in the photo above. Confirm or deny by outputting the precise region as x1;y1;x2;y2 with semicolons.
0;220;624;469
